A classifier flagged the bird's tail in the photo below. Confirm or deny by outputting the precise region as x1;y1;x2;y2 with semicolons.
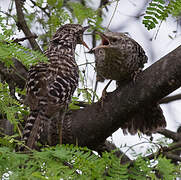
19;98;48;151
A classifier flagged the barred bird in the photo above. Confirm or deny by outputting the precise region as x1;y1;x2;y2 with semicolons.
21;24;89;151
94;31;147;83
93;31;166;135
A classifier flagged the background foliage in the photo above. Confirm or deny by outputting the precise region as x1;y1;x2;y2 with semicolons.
143;0;181;30
0;144;179;179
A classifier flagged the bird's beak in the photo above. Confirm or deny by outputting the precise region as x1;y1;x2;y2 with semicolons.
81;26;90;50
81;40;90;50
83;26;90;32
91;31;110;51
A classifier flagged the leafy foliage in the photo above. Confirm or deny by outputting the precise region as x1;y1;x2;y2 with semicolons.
0;144;180;180
0;39;48;68
0;15;48;67
143;0;181;30
68;2;103;30
156;156;178;180
0;82;28;137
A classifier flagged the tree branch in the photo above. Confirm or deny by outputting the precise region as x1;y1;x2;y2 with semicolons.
29;0;50;17
0;58;28;91
61;45;181;149
159;94;181;104
95;140;131;164
14;0;42;52
164;153;181;162
144;142;181;161
12;35;38;43
157;129;180;142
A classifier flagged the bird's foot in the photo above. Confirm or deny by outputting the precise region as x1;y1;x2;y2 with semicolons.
100;80;112;108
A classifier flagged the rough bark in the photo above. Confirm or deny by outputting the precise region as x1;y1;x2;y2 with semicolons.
15;0;42;52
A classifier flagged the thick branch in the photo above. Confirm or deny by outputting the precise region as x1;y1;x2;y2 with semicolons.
144;142;181;161
157;129;180;142
62;45;181;149
164;153;181;162
0;58;27;90
14;0;42;52
95;140;131;164
159;94;181;104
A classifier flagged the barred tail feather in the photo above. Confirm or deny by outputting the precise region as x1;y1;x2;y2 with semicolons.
22;110;38;141
20;99;48;151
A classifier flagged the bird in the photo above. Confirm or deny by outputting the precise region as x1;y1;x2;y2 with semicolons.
93;31;166;135
93;31;148;84
20;24;89;151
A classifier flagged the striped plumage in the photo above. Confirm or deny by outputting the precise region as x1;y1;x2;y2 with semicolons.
21;24;89;150
94;31;166;135
94;31;148;83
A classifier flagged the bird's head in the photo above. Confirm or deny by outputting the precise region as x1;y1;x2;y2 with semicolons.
92;31;128;51
51;24;90;49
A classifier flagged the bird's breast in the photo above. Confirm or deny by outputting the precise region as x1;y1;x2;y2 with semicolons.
47;58;79;106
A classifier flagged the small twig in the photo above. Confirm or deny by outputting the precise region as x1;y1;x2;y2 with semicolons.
126;141;181;165
78;61;95;67
0;10;16;21
12;35;38;43
159;94;181;104
157;129;179;142
144;142;181;161
106;0;119;30
154;20;163;40
123;141;161;157
29;0;50;17
74;101;89;107
92;80;98;103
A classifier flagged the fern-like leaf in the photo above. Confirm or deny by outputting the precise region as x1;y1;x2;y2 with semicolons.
143;0;181;30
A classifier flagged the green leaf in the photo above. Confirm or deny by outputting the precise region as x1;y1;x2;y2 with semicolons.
153;0;165;4
47;0;57;6
144;16;159;24
147;7;164;16
143;0;181;30
149;3;165;10
156;156;177;180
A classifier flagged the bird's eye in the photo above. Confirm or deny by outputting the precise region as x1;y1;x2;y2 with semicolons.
98;49;104;55
112;38;117;42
